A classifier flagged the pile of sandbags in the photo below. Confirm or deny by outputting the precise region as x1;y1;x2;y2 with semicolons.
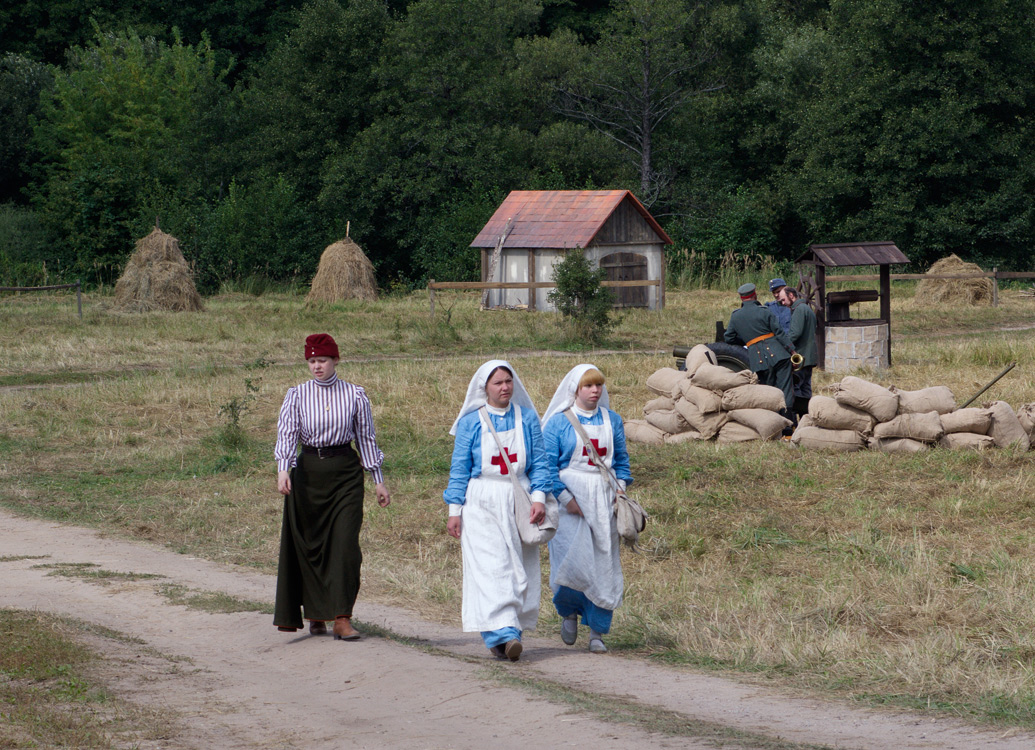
790;375;1034;453
624;345;793;445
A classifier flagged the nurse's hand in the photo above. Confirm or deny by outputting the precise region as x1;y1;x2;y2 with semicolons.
565;498;583;517
447;516;462;539
530;501;546;525
277;470;291;495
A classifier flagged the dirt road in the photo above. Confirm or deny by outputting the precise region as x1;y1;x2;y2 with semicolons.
2;509;1030;750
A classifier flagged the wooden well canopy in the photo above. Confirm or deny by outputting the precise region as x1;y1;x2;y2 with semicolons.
795;241;910;369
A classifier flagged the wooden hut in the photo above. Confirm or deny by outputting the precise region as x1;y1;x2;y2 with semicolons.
470;190;672;311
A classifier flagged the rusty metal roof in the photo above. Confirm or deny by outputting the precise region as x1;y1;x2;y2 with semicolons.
470;190;672;249
796;241;909;267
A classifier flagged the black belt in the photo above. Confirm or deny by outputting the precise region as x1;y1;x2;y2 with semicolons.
300;444;352;459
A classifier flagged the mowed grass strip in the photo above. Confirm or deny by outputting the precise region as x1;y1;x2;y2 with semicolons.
3;287;1035;726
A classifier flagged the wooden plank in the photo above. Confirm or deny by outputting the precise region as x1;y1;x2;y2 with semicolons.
527;249;536;311
481;218;513;308
429;279;661;290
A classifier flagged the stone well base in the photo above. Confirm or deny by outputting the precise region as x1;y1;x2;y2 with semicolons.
826;323;889;371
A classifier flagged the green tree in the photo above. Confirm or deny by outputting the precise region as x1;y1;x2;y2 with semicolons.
530;0;727;205
750;0;1035;267
0;54;54;203
548;248;617;342
239;0;389;199
30;27;229;284
320;0;544;279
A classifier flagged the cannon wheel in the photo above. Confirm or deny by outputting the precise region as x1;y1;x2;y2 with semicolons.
706;342;751;372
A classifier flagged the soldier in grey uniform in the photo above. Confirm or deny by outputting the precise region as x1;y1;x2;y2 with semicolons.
780;286;817;419
765;278;792;335
724;283;797;420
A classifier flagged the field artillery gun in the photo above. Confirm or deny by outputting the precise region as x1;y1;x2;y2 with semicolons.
672;321;750;372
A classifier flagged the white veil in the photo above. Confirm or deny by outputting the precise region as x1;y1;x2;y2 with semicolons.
540;363;609;428
449;359;539;436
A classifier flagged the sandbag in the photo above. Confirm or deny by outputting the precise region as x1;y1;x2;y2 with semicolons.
797;414;815;429
985;400;1030;450
1016;403;1035;439
645;409;690;435
678;382;724;414
872;411;944;443
721;384;785;412
646;367;687;399
674;398;728;440
684;344;718;376
940;408;991;435
726;408;792;441
808;395;876;434
790;425;866;452
665;430;705;444
717;421;761;443
868;437;931;454
643;396;676;415
623;420;666;445
834;376;899;422
890;385;956;415
690;363;758;392
940;432;996;450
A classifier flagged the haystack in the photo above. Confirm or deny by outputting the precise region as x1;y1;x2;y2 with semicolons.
915;254;992;305
306;237;378;304
113;227;203;312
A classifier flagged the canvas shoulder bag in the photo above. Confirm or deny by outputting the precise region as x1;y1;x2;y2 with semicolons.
480;407;558;546
564;409;647;547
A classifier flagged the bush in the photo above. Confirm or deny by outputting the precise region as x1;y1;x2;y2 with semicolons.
0;204;59;285
547;249;617;343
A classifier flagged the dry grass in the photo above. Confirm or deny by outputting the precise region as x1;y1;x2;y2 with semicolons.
915;254;993;306
306;237;378;304
112;227;203;312
4;285;1035;725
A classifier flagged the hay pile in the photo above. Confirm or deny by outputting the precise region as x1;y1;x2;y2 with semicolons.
624;345;793;445
306;238;377;305
113;227;203;312
789;376;1033;452
915;254;992;305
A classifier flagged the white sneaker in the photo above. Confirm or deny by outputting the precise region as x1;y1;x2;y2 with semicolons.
561;615;578;646
588;630;607;653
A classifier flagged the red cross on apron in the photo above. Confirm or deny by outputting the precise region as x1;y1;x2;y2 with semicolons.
582;439;607;463
490;448;518;475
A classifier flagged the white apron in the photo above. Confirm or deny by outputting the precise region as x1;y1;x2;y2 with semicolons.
548;407;623;611
460;407;541;633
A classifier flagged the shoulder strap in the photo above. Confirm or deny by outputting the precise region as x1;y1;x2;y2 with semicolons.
480;407;532;502
564;409;623;495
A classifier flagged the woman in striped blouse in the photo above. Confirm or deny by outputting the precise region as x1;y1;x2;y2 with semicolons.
273;333;391;640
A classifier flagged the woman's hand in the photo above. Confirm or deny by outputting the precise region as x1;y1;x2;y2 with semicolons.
374;482;391;507
447;516;462;539
530;501;546;525
565;497;583;517
277;470;291;495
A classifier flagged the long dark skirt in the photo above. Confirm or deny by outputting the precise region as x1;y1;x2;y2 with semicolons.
274;446;364;629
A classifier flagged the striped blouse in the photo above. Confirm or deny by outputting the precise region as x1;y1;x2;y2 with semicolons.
274;372;386;483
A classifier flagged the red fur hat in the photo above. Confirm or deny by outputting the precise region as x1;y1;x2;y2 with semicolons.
305;333;339;359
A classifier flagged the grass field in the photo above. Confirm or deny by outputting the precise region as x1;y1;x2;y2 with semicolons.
3;283;1035;727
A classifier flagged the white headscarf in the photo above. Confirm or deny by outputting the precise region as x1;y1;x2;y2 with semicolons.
449;359;539;435
541;363;610;428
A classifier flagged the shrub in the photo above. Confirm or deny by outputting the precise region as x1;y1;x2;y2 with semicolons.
547;248;617;342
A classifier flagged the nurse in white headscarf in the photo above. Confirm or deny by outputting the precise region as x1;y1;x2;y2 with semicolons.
541;364;632;654
444;360;551;662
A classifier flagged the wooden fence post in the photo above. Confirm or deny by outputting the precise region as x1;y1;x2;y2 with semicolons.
76;279;82;321
992;268;999;307
429;279;435;318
